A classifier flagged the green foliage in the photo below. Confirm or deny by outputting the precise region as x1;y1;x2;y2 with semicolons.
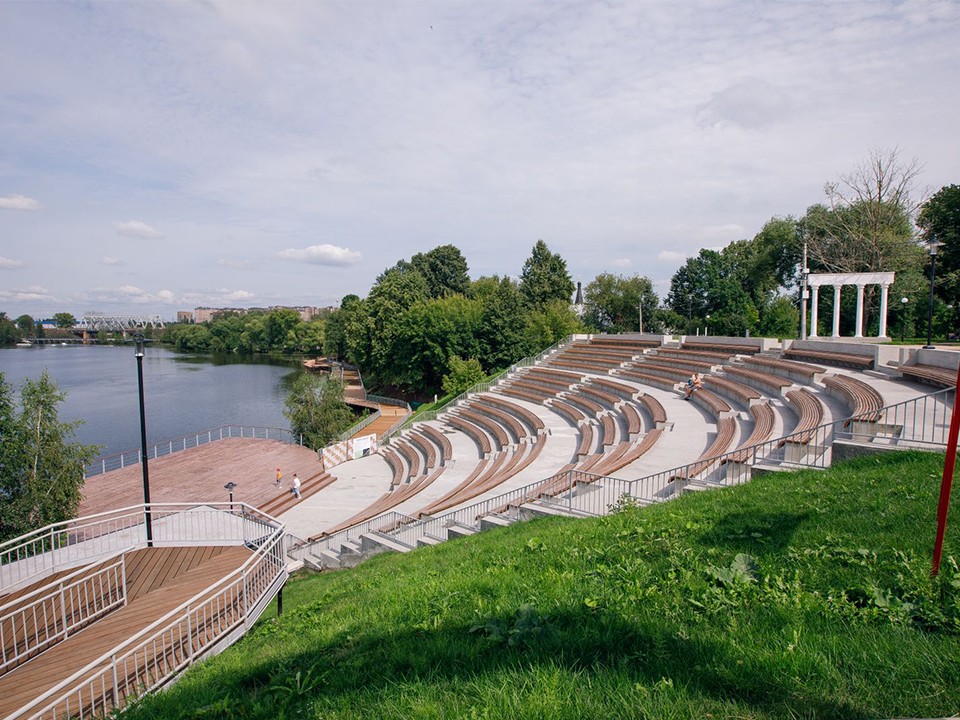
15;314;34;336
52;312;77;328
283;373;356;450
0;312;19;345
525;298;584;349
583;273;659;333
477;276;535;372
441;355;485;398
122;451;960;720
919;183;960;319
0;372;101;542
165;309;322;356
411;244;471;299
519;240;575;310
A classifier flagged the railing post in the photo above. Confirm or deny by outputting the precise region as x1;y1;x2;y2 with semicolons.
112;653;119;706
49;527;56;570
60;583;69;640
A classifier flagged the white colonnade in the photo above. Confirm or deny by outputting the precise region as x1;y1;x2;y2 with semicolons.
806;272;895;339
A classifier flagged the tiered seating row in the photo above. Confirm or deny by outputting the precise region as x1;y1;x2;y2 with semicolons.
783;347;873;370
898;363;958;388
784;388;824;443
822;375;883;423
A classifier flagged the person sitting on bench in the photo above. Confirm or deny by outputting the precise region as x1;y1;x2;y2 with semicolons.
684;373;702;400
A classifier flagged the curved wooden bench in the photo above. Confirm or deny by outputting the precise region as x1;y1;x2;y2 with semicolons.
725;403;775;464
744;356;825;382
622;364;689;383
600;414;618;447
563;392;604;417
421;425;453;464
585;337;660;350
518;374;574;393
621;402;643;436
459;408;509;450
445;415;492;455
383;450;406;487
406;431;437;469
783;348;873;370
689;388;731;417
588;377;639;400
898;363;958;388
615;369;680;391
550;357;622;373
639;393;667;425
703;375;761;406
549;399;586;425
681;342;759;355
578;384;621;409
722;366;793;396
577;423;595;456
564;347;637;363
526;367;584;386
480;395;545;434
646;355;716;372
396;440;422;479
670;417;737;481
784;388;824;443
502;386;552;404
470;401;527;443
822;374;883;424
654;347;735;363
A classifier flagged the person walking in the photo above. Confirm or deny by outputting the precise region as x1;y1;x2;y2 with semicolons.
275;467;282;487
292;473;301;499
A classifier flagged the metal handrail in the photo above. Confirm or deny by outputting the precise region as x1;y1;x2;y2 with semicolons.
290;511;417;558
6;505;286;720
84;425;304;478
336;409;382;442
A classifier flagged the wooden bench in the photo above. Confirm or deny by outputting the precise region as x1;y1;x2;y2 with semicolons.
783;348;873;370
744;356;825;382
725;403;775;464
563;392;605;417
670;417;737;481
396;440;422;479
549;399;586;425
722;366;794;396
898;363;958;388
550;357;622;373
681;341;759;355
600;414;618;447
622;364;689;383
578;384;621;409
588;377;639;400
639;393;667;426
784;388;824;443
614;369;678;392
689;388;731;417
421;425;453;463
502;386;552;404
459;408;509;450
470;401;527;443
406;431;437;469
565;347;638;362
621;402;643;436
576;423;595;456
517;374;573;393
481;395;546;433
445;415;492;455
703;375;761;406
601;427;664;474
822;374;884;425
636;357;714;375
586;337;660;350
653;347;735;363
525;367;584;386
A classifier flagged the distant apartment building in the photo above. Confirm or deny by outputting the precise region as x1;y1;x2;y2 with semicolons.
176;311;195;324
192;305;330;323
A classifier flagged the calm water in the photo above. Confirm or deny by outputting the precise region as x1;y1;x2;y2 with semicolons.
0;344;302;458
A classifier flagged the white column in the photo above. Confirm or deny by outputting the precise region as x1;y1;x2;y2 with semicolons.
854;284;865;337
878;283;890;338
809;285;819;337
832;285;842;337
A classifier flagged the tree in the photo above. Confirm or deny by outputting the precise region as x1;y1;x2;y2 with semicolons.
441;356;485;398
0;312;17;345
15;314;34;336
526;298;585;348
0;372;101;542
583;273;658;334
283;373;356;450
666;249;759;335
410;245;470;299
477;276;534;372
53;313;77;329
918;184;960;311
519;240;575;310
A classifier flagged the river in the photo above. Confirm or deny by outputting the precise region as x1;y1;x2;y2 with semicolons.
0;344;302;458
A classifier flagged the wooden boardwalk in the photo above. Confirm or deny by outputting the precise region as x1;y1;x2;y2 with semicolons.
351;405;409;440
0;545;251;719
79;437;324;517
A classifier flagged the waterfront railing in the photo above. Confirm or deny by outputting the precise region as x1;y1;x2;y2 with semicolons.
84;425;304;478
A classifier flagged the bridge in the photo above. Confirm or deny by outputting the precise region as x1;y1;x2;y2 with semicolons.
80;314;165;332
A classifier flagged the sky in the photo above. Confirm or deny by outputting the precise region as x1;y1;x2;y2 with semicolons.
1;0;958;321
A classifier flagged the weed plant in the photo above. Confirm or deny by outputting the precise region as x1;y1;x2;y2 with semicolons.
124;451;960;719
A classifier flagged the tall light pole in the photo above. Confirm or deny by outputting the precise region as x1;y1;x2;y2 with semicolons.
638;297;644;334
924;238;944;349
135;334;153;546
900;297;909;342
800;238;809;339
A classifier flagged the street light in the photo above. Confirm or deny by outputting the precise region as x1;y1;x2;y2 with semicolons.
705;314;711;337
134;334;153;546
924;237;944;349
224;481;237;511
900;297;909;342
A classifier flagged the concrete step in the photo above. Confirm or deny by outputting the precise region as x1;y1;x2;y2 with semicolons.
340;539;362;555
518;501;594;520
360;531;413;555
446;523;478;540
416;534;444;548
479;514;514;531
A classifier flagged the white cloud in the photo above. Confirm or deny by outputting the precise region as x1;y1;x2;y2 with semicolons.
113;220;165;239
0;194;40;210
0;256;25;269
0;284;54;302
100;256;125;266
658;250;689;263
277;244;362;266
696;78;795;130
612;258;631;268
221;289;254;301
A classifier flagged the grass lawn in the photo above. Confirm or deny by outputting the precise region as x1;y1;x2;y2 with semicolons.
126;451;960;719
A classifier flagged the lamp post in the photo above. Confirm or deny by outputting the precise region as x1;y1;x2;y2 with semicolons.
224;481;237;511
900;297;909;342
705;314;710;337
924;238;944;349
135;334;153;546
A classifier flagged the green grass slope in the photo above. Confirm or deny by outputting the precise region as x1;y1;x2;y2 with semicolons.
128;452;960;720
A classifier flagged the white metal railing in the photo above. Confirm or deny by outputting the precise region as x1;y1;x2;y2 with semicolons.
289;511;416;561
336;409;381;442
84;425;305;478
0;556;127;674
4;503;286;720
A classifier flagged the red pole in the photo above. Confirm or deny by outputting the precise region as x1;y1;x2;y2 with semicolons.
931;362;960;577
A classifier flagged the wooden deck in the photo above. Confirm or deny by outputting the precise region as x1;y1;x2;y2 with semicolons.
351;405;409;440
79;437;324;518
0;545;251;719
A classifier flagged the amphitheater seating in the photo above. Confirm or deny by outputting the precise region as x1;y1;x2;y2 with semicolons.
396;440;422;479
822;374;884;424
743;356;826;383
550;357;624;373
654;347;735;363
782;347;873;370
578;384;622;409
469;401;526;443
725;403;776;464
783;388;824;443
600;414;618;447
703;375;761;406
689;388;731;416
445;415;492;455
588;377;640;400
681;341;759;355
458;409;509;450
587;336;660;350
898;363;958;388
563;392;605;418
502;385;552;404
482;395;545;433
550;399;586;425
722;366;794;396
639;394;667;426
621;363;689;383
421;425;453;464
526;367;584;386
615;368;680;391
670;417;737;481
407;432;438;470
621;402;642;436
577;423;595;456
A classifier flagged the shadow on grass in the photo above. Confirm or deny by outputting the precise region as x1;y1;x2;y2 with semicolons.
697;510;811;555
134;605;868;720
